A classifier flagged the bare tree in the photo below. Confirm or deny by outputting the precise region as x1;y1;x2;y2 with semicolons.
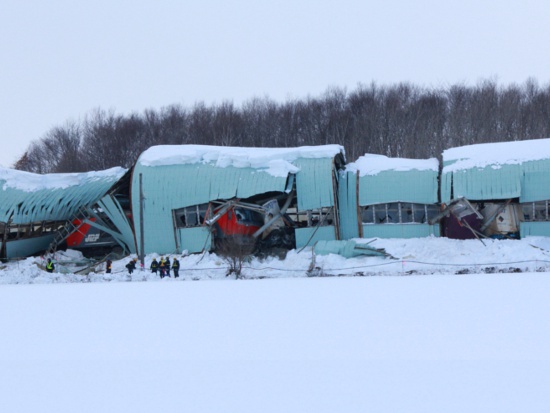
215;237;256;279
14;78;550;173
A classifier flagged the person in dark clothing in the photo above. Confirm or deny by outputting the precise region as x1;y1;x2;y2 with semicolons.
106;259;112;274
150;258;159;274
159;257;166;278
172;258;180;278
46;258;55;273
126;258;137;274
165;257;171;277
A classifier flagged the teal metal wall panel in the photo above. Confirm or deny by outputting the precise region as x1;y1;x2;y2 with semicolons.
295;226;337;248
520;171;550;202
294;158;335;211
442;157;550;203
449;164;522;201
440;172;453;204
337;171;359;240
362;224;440;238
5;234;55;259
98;195;136;253
520;221;550;237
177;227;212;253
520;160;550;202
358;169;439;205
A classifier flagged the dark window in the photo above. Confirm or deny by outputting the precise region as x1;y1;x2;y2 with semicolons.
522;201;549;222
174;203;209;228
361;203;439;224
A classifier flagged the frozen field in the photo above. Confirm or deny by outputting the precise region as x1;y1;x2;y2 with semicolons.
2;236;550;412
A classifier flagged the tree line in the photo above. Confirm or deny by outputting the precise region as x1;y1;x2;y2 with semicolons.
14;79;550;173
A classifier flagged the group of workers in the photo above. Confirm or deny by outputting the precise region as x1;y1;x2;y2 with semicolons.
125;256;181;278
149;256;180;278
44;256;182;279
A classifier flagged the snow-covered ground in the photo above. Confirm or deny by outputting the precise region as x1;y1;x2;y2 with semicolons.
3;236;550;284
1;236;550;412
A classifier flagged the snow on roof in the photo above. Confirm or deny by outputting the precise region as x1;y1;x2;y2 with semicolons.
346;154;439;177
138;144;345;177
0;166;127;192
443;138;550;172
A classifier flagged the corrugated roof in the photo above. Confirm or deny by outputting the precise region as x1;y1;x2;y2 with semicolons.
0;167;126;224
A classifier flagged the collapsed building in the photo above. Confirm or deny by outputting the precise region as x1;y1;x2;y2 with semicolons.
5;138;550;261
338;154;440;239
0;167;134;260
440;138;550;239
130;145;346;255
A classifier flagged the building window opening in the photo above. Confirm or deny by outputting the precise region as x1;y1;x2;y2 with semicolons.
361;203;439;224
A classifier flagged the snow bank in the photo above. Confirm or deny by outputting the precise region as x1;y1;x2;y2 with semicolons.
0;166;127;192
442;137;550;172
137;144;344;177
346;153;438;176
3;237;550;285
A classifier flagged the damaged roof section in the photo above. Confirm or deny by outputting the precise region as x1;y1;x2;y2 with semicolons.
441;138;550;203
132;144;345;254
0;167;127;225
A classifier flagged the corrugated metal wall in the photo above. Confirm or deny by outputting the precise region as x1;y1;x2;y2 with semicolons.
5;234;55;258
337;172;360;240
520;160;550;202
442;159;550;203
295;226;337;248
520;221;550;237
294;158;336;211
176;227;212;253
442;164;522;203
98;195;136;253
362;224;440;238
358;169;439;205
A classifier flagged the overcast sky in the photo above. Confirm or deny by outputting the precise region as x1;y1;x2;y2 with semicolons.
1;0;549;168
